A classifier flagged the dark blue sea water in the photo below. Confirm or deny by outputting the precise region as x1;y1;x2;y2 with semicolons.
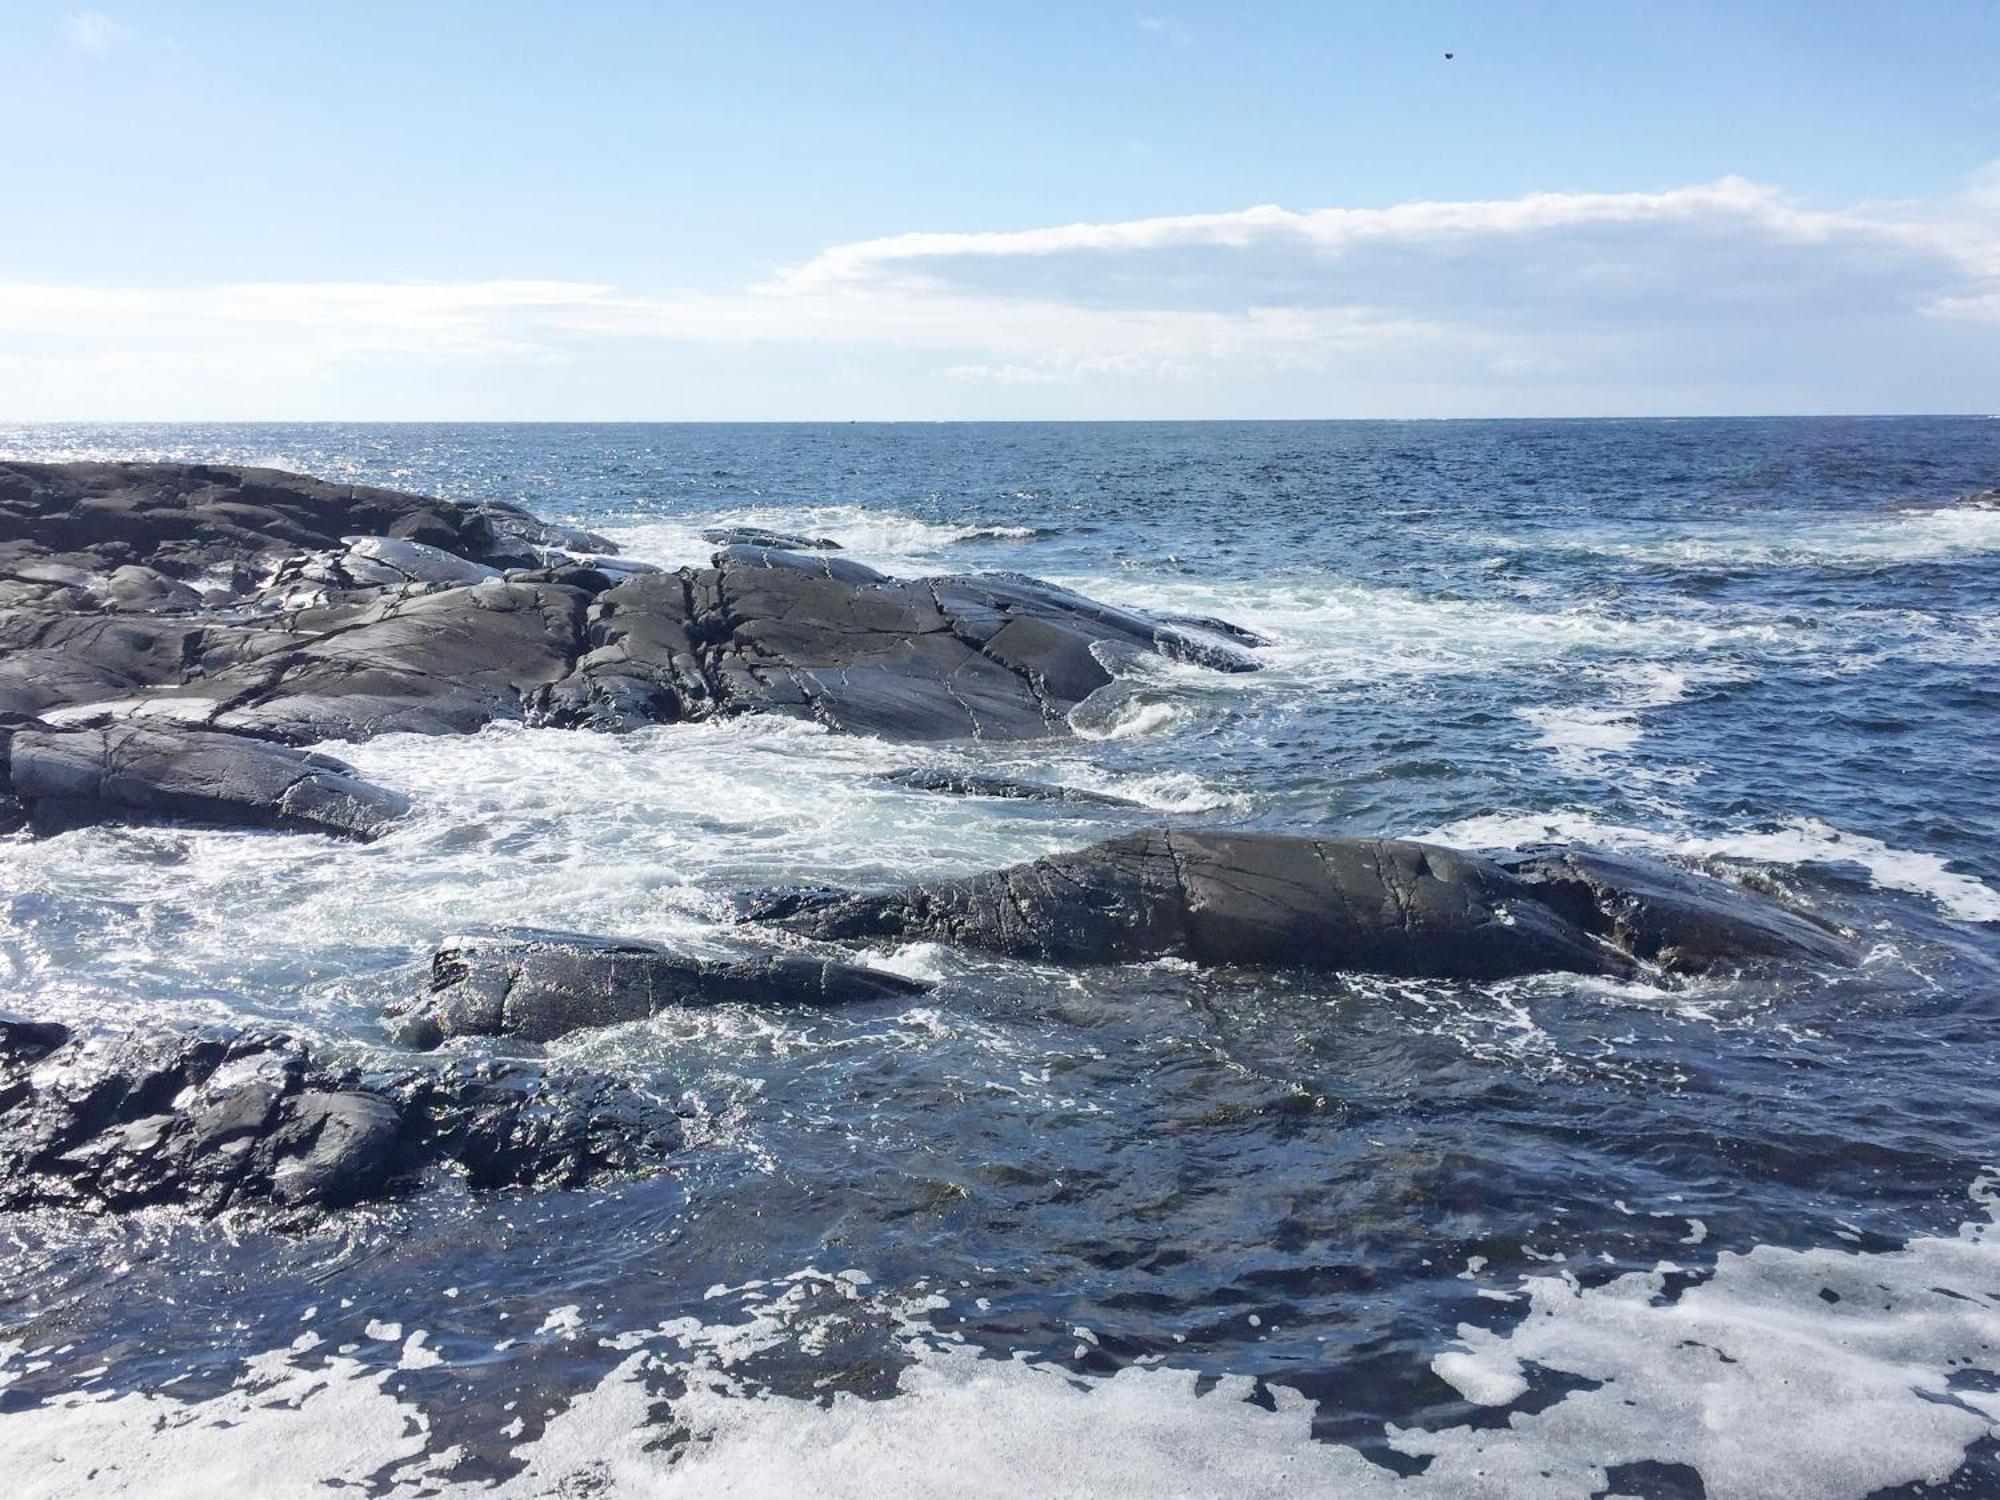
2;420;1997;1497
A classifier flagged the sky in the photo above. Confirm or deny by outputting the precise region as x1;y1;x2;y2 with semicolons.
1;0;1997;420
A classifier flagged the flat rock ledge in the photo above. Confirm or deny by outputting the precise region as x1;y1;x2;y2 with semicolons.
389;929;932;1048
2;460;1260;748
752;830;1855;980
0;1013;683;1219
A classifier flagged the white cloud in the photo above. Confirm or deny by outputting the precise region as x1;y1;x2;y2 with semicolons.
65;10;135;55
1135;13;1191;49
1;174;1996;417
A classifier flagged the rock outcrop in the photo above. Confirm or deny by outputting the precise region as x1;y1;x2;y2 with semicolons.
751;830;1854;980
0;720;409;838
389;929;931;1048
537;549;1258;741
2;462;1258;747
0;1013;683;1217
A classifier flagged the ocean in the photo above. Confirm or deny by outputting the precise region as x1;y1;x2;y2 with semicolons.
2;418;1997;1497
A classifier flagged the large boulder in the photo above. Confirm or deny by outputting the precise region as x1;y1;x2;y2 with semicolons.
0;1014;684;1217
0;721;409;839
751;830;1854;980
390;929;932;1048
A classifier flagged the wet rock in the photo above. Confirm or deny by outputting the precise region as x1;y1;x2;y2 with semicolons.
293;535;505;590
878;767;1143;808
474;499;619;558
753;829;1854;980
1494;845;1856;973
0;721;409;839
390;929;931;1048
382;1060;684;1190
702;525;843;551
0;1021;685;1217
1155;611;1274;649
0;1013;71;1063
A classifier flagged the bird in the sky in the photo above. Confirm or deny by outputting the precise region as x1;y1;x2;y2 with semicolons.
1444;52;1454;60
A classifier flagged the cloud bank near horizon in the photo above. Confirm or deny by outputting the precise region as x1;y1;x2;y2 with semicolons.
3;173;1996;419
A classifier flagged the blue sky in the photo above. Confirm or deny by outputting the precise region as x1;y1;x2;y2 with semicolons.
3;1;1997;418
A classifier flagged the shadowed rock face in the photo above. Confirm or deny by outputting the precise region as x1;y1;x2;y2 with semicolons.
0;1014;683;1217
752;830;1855;980
2;462;1258;747
0;721;409;839
390;930;932;1048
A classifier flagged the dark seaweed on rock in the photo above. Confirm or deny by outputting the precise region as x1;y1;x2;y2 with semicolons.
754;829;1856;980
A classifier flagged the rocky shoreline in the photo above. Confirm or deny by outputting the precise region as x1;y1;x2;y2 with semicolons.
0;460;1857;1220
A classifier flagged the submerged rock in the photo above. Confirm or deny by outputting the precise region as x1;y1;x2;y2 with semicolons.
878;766;1143;808
0;720;409;839
752;829;1854;980
0;1019;684;1217
390;929;931;1047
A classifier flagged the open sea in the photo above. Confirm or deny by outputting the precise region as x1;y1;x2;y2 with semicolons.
1;418;1997;1497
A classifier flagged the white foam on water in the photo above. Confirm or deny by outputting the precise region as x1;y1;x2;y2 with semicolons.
1074;573;1791;667
0;1347;439;1499
0;715;1097;1034
1429;809;2000;924
1517;661;1752;782
8;1188;1999;1499
1069;694;1188;741
1498;503;2000;572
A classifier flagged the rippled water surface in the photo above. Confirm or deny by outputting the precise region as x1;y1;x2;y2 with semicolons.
2;420;1998;1497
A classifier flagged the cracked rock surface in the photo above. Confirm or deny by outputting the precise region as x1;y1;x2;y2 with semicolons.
752;829;1856;979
